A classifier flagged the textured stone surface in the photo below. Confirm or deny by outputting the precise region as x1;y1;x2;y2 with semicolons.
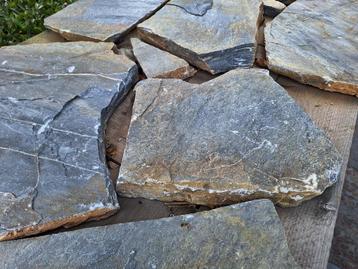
0;199;300;269
138;0;263;74
263;0;286;17
118;69;342;207
44;0;168;42
265;0;358;96
0;42;138;241
131;38;196;79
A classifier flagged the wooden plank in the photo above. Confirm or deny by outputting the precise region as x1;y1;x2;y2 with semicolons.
275;75;358;269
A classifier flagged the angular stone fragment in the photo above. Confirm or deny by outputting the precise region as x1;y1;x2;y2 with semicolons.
44;0;168;42
0;42;138;241
131;38;196;79
265;0;358;96
263;0;286;17
0;199;300;269
118;69;342;207
138;0;263;74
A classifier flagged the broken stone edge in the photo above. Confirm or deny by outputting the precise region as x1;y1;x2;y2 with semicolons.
137;3;264;74
0;52;139;242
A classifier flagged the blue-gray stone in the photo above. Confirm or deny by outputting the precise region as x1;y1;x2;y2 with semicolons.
0;42;138;241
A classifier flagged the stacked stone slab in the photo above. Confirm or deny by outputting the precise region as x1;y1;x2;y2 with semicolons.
0;42;138;241
0;200;300;269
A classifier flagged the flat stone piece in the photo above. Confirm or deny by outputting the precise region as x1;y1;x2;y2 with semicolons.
0;42;138;241
0;199;300;269
131;38;196;79
138;0;263;74
44;0;168;42
265;0;358;96
118;69;342;207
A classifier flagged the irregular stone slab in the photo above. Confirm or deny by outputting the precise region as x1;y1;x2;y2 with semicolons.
44;0;168;42
118;69;342;207
0;42;138;241
0;199;300;269
265;0;358;96
138;0;263;74
131;38;196;79
263;0;286;17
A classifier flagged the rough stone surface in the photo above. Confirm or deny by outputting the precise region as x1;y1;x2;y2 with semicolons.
265;0;358;96
131;38;196;79
118;69;342;207
44;0;168;42
0;42;138;241
0;199;300;269
138;0;263;74
263;0;286;17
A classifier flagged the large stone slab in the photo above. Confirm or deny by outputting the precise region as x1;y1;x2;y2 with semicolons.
265;0;358;96
44;0;168;42
137;0;263;74
0;199;300;269
0;42;138;241
118;69;342;207
131;38;196;79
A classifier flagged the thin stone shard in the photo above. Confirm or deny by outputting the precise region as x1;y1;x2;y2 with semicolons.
265;0;358;96
138;0;263;74
0;42;138;241
131;38;196;79
44;0;169;42
118;69;342;207
0;199;300;269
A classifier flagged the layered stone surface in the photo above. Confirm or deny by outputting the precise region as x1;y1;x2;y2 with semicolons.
138;0;263;74
44;0;168;42
131;38;196;79
0;42;138;241
0;199;300;269
265;0;358;96
118;69;342;207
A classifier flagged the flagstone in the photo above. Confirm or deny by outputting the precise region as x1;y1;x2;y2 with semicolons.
44;0;168;42
0;42;138;241
265;0;358;96
131;38;196;79
0;199;300;269
118;69;342;207
138;0;263;74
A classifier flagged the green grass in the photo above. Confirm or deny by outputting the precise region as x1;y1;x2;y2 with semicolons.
0;0;75;46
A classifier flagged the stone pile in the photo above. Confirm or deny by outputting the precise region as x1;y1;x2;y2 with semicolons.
0;0;355;267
